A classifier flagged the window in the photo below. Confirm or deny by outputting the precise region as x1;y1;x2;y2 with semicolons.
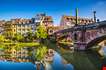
67;18;69;20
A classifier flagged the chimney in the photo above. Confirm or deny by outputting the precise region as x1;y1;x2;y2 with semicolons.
93;11;96;22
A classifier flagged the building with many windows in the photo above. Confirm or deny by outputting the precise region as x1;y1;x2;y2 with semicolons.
32;13;54;34
3;13;54;37
33;13;53;27
47;25;63;35
11;19;32;35
42;16;53;27
3;21;14;37
3;19;32;37
60;15;94;29
0;20;5;34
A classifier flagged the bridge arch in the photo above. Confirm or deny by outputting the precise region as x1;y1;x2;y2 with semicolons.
86;35;106;49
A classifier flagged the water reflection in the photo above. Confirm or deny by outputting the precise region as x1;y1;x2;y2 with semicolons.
52;52;74;70
0;52;74;70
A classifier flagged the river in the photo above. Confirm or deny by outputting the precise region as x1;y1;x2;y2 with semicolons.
0;52;74;70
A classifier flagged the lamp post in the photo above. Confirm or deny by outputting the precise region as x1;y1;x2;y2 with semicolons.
93;11;96;23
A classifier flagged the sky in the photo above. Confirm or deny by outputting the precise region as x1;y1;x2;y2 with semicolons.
0;0;106;25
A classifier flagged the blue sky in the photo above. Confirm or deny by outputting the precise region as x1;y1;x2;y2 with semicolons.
0;0;106;25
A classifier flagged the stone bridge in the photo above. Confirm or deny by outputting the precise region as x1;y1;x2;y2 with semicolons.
52;21;106;50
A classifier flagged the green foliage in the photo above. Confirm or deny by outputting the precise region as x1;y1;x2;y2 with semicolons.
34;25;49;61
4;39;12;43
17;42;40;48
35;45;48;60
25;31;33;41
0;45;5;50
36;25;48;39
2;42;39;48
13;33;24;42
0;35;5;42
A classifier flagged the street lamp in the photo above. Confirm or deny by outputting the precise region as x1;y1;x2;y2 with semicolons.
93;11;96;22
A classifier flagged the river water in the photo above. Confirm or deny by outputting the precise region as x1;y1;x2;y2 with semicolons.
0;52;74;70
52;52;73;70
0;47;104;70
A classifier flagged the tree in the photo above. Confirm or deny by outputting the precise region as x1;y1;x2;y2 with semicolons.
34;24;49;60
35;24;48;43
13;33;24;42
25;31;33;42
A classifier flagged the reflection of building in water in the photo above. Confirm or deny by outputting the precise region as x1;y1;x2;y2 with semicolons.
98;40;106;47
44;49;54;62
0;48;4;56
98;40;106;56
11;47;28;59
44;62;52;70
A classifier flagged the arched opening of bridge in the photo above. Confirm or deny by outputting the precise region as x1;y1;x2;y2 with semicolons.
85;35;106;69
86;35;106;58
